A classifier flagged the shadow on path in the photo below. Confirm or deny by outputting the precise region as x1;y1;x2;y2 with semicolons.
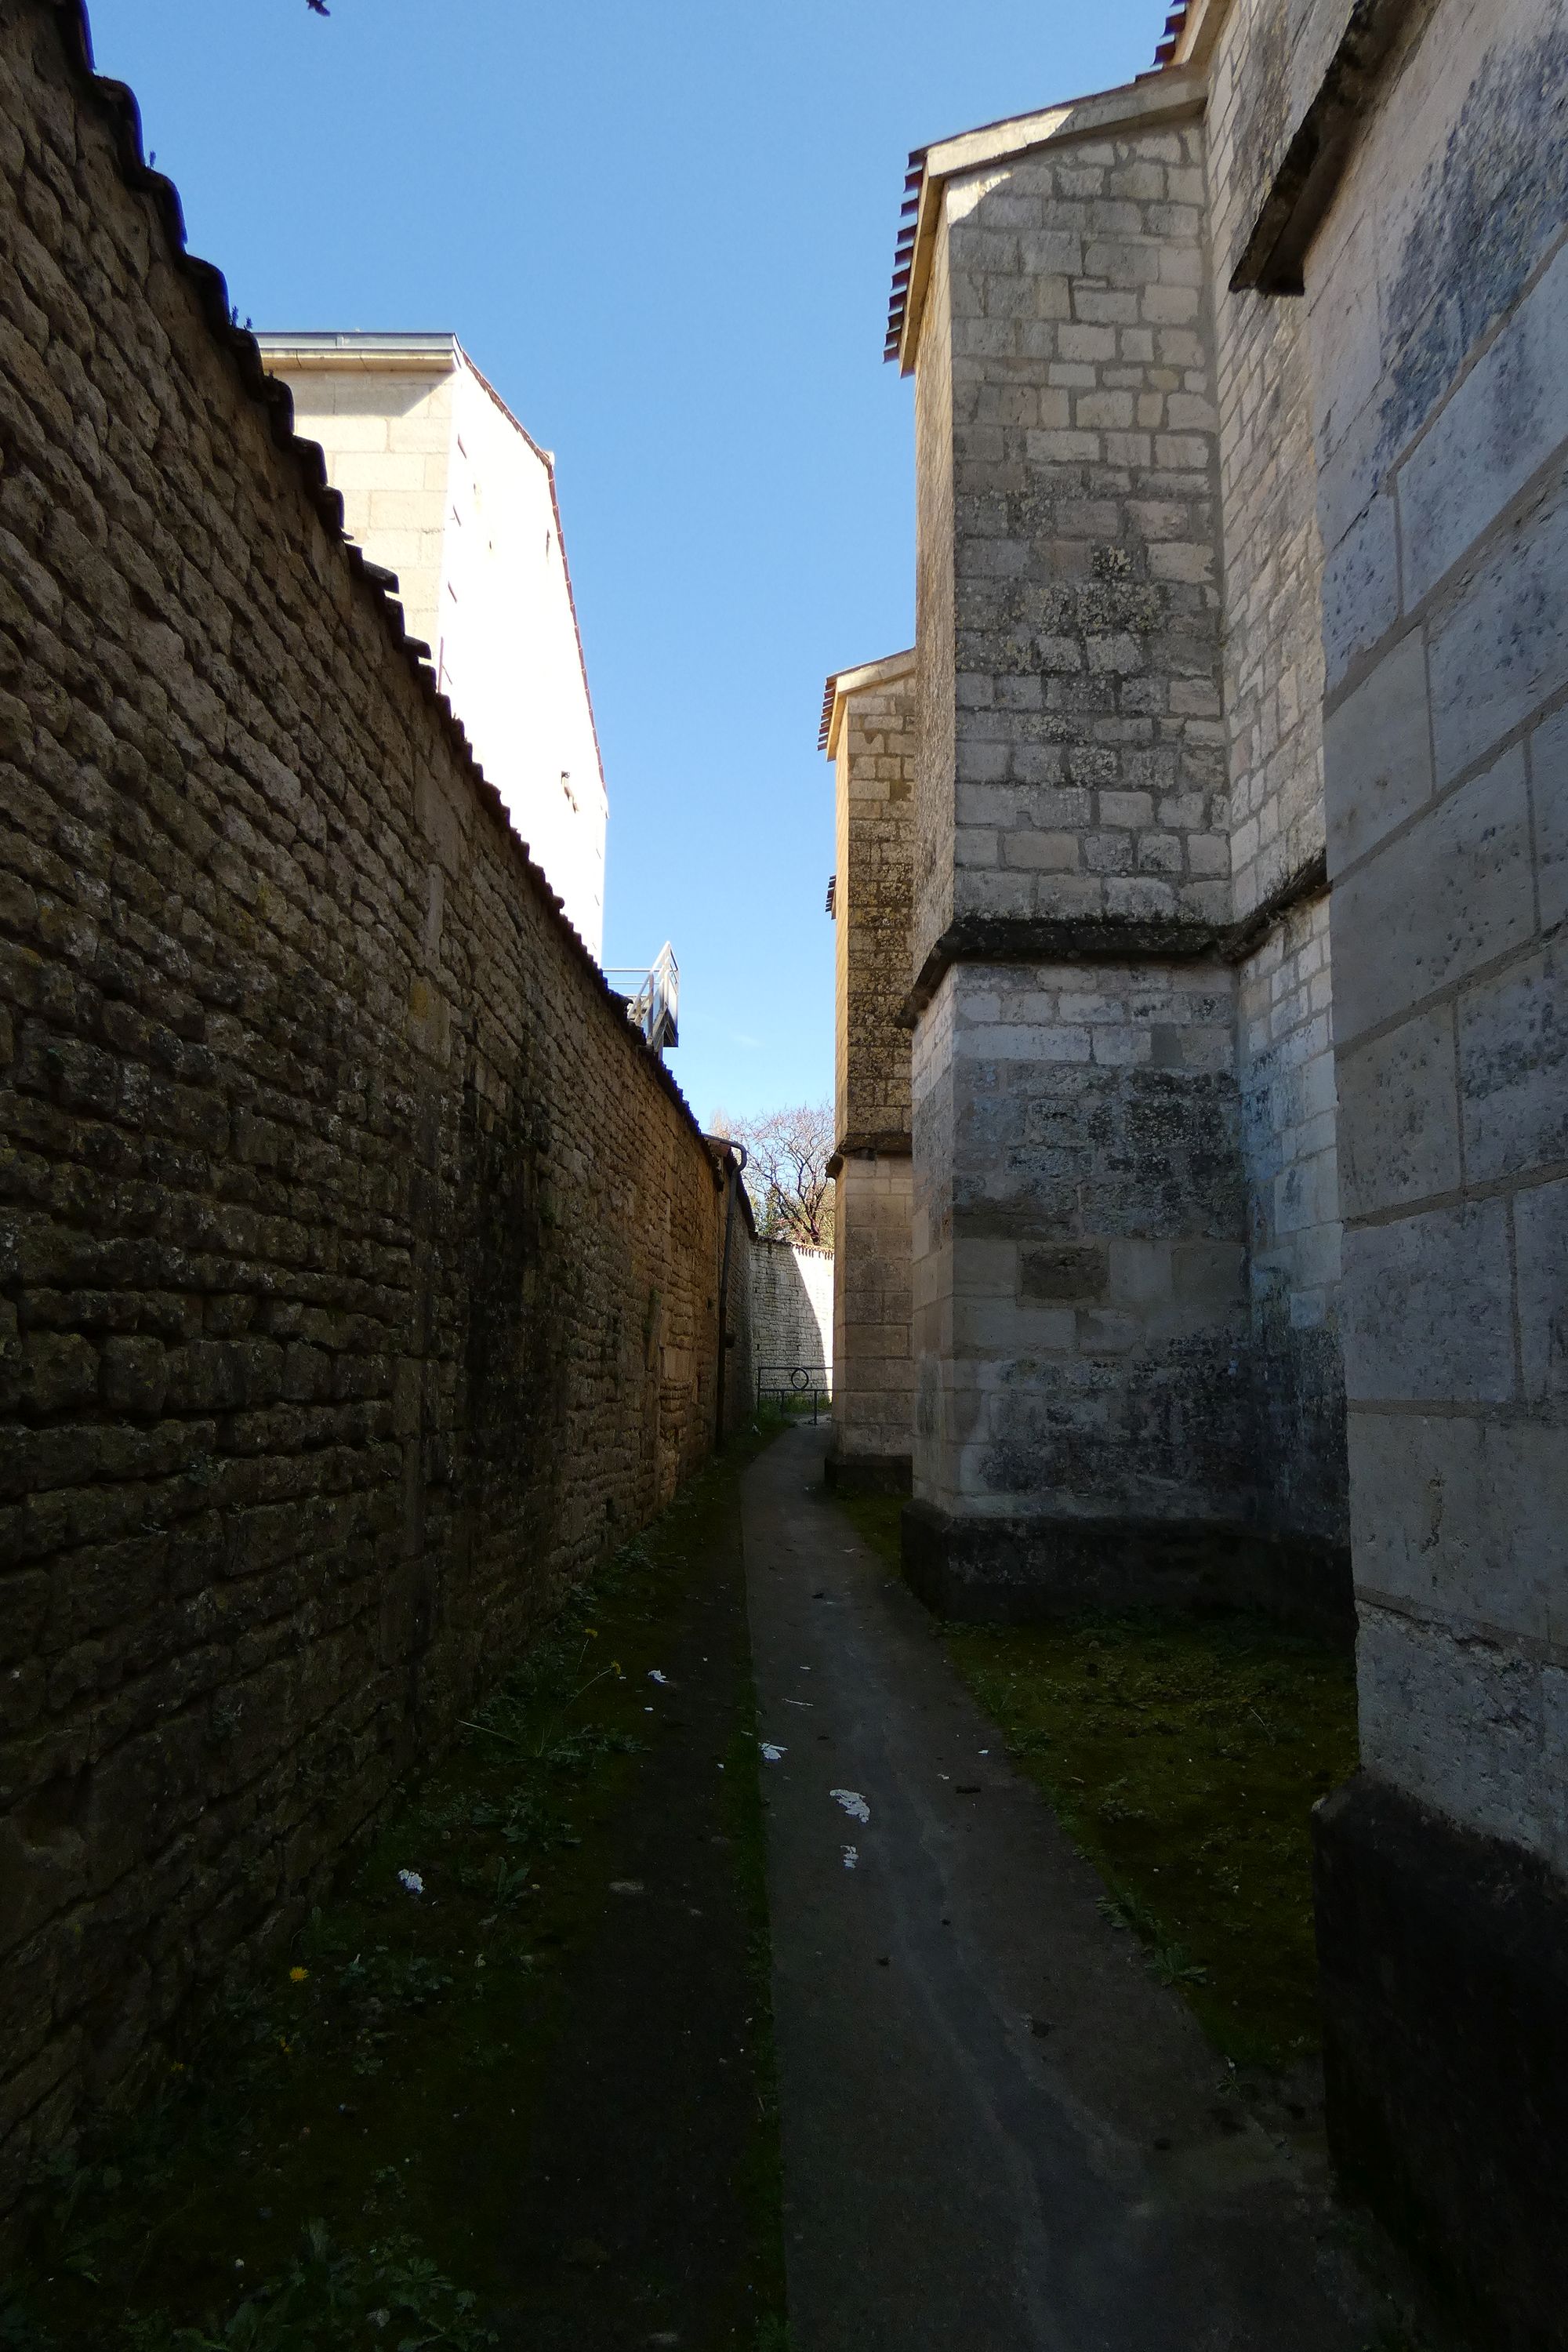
744;1423;1374;2352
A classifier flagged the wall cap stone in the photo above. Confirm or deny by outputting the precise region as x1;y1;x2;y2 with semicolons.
898;852;1328;1023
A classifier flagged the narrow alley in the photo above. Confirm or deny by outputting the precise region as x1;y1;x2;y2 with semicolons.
3;2;1564;2347
746;1426;1370;2352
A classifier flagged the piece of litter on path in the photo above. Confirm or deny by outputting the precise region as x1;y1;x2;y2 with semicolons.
609;1880;644;1895
783;1697;812;1708
397;1869;423;1896
938;1772;949;1780
979;1748;989;1755
760;1744;787;1762
831;1788;870;1822
648;1670;669;1684
842;1846;858;1870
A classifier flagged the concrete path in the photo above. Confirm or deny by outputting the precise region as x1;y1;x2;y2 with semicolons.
742;1424;1371;2352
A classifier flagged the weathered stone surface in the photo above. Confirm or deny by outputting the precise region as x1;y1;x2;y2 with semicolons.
0;0;729;2207
1302;7;1568;2332
1314;1772;1568;2352
826;654;917;1479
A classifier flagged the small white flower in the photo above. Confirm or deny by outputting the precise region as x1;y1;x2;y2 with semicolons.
397;1868;424;1896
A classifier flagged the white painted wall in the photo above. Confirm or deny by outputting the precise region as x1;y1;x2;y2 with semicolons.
261;338;608;960
440;358;606;960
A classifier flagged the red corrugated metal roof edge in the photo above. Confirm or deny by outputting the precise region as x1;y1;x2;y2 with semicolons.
1152;2;1193;69
886;4;1194;361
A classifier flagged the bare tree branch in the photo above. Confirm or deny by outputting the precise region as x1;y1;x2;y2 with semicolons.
709;1102;835;1250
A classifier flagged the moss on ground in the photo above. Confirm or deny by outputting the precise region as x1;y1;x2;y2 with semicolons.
832;1490;1359;2072
6;1424;789;2352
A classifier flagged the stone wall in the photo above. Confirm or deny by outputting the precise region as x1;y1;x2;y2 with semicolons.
829;1158;912;1486
1235;897;1345;1550
826;653;915;1488
1284;0;1568;2334
1205;0;1327;916
906;956;1264;1618
749;1240;833;1397
1204;0;1347;1562
831;655;916;1149
0;0;728;2207
903;90;1288;1611
1310;0;1566;1877
921;109;1229;970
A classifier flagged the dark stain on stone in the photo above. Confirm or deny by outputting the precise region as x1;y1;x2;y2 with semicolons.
1381;24;1568;463
1021;1244;1109;1305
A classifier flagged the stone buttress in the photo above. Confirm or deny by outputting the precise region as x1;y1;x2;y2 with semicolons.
822;653;917;1493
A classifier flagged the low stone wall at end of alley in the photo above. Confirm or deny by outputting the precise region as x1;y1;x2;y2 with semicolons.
750;1238;834;1400
0;0;734;2207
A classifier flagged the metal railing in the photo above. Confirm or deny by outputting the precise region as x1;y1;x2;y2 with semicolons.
604;942;678;1054
756;1363;833;1424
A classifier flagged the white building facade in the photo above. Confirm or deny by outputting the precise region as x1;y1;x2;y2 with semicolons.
258;333;608;960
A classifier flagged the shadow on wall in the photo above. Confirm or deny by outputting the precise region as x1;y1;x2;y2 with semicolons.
749;1239;834;1406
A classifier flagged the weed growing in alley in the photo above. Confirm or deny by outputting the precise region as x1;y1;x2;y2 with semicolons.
10;1428;789;2352
828;1489;1357;2071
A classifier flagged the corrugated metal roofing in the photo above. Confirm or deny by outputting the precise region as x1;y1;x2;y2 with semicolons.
1153;2;1193;67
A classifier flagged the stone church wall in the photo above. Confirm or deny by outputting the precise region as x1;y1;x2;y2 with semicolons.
1301;1;1568;2328
904;93;1283;1615
827;655;916;1490
1206;0;1348;1561
0;0;728;2207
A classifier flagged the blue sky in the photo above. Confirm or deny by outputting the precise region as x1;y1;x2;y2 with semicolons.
85;0;1160;1128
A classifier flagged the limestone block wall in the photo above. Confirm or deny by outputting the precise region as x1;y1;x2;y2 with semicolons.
830;1157;913;1478
749;1240;833;1392
1205;0;1329;919
1236;898;1346;1548
1309;0;1568;1867
913;232;957;967
1202;0;1348;1563
910;960;1248;1526
828;654;916;1480
832;656;916;1147
905;91;1274;1592
1270;1;1568;2329
0;0;725;2204
913;107;1229;982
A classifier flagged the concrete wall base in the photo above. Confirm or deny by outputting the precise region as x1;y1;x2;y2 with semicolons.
1314;1774;1568;2350
901;1501;1352;1639
826;1453;913;1498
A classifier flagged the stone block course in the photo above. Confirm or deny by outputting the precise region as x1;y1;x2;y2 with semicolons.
0;0;730;2206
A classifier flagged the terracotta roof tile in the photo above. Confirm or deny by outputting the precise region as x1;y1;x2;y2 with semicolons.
887;9;1196;361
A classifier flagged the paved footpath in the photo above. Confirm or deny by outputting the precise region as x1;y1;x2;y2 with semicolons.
742;1425;1373;2352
